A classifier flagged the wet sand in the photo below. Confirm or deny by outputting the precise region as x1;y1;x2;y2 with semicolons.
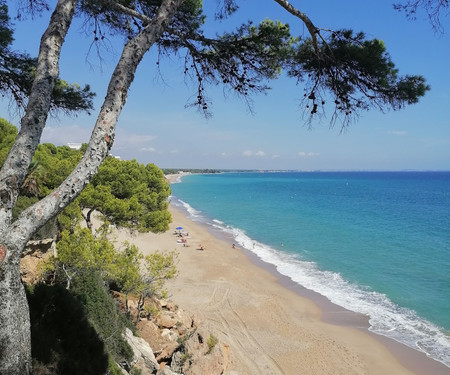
112;197;449;374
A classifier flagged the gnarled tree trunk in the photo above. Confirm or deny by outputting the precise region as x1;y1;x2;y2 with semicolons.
0;0;184;373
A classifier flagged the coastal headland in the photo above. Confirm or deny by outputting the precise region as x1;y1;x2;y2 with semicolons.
113;174;450;375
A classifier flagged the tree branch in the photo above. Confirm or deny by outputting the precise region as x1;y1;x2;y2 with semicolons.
0;0;78;225
272;0;319;54
11;0;185;247
97;0;152;24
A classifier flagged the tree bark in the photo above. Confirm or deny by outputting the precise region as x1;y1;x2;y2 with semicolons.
0;2;78;373
0;1;184;373
0;0;78;226
82;208;95;230
0;242;32;375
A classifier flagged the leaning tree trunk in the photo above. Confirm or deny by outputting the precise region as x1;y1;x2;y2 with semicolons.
0;242;32;375
0;1;79;373
0;1;184;373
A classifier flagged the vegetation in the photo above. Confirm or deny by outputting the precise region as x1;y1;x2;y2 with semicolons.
206;333;219;354
27;283;110;375
79;158;172;232
0;1;95;115
0;119;175;373
70;271;135;365
0;120;171;235
27;272;135;375
35;223;178;373
0;0;437;372
134;250;179;323
0;118;17;166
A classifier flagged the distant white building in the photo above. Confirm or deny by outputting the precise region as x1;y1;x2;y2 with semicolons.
67;142;82;150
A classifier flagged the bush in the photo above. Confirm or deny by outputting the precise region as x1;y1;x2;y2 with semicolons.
71;270;134;364
27;283;109;375
206;333;219;354
27;270;137;374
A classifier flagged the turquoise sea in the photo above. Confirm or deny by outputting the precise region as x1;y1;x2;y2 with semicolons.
170;171;450;367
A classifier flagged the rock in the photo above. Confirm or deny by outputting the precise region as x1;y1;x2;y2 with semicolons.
158;314;178;329
165;301;177;312
157;367;182;375
161;329;179;342
155;342;179;362
184;344;227;375
134;357;157;375
170;351;189;374
176;309;193;328
123;328;159;373
20;239;55;284
23;238;55;257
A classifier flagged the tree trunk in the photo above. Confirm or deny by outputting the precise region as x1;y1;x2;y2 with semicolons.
0;244;32;375
135;295;146;324
0;1;184;373
83;208;94;230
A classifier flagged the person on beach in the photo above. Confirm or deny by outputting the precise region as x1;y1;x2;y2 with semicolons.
232;243;236;249
198;244;205;251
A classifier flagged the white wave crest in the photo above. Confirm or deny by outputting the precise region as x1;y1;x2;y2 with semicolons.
174;198;450;368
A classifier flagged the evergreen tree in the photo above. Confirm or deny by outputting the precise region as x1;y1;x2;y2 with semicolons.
0;0;95;114
0;1;430;373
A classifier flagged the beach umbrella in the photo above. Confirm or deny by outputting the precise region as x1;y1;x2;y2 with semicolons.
176;226;183;230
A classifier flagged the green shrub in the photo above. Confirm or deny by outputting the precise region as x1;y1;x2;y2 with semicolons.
26;283;109;375
107;357;125;375
71;270;134;363
206;333;219;354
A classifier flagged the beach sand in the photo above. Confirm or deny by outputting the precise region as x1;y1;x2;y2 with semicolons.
113;189;450;374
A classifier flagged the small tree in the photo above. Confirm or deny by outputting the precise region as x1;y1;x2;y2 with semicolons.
108;244;178;323
114;242;143;312
53;227;117;289
135;250;178;323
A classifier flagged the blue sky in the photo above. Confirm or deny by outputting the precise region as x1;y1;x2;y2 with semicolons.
2;0;450;170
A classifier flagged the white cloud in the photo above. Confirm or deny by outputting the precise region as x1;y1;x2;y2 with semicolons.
388;130;408;136
139;147;156;152
272;154;280;159
170;149;179;154
298;151;320;157
243;150;266;157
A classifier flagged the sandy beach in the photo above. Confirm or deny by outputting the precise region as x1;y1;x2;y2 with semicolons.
112;177;450;374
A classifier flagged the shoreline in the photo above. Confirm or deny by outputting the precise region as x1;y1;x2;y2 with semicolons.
115;203;449;374
169;202;450;375
120;174;450;374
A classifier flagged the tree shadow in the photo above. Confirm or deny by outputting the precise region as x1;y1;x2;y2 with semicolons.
26;283;109;375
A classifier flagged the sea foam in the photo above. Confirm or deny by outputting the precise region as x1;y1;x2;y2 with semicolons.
171;197;450;368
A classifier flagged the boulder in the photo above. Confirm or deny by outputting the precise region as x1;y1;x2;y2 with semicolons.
123;328;159;373
161;328;179;342
158;314;178;329
176;309;193;328
155;342;179;363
